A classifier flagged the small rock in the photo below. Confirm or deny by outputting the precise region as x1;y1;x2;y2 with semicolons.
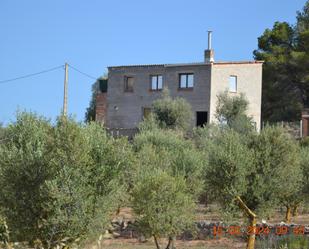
102;230;113;239
113;232;121;238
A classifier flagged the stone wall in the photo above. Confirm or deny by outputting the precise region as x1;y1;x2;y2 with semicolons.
107;219;309;240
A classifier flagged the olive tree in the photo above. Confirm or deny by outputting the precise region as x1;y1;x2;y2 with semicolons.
200;125;303;249
215;91;254;134
131;169;195;249
0;112;53;243
42;118;132;247
134;128;204;197
247;126;302;223
152;88;192;131
204;128;257;249
0;113;133;248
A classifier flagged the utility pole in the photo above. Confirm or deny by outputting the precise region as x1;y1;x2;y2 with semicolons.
63;62;68;116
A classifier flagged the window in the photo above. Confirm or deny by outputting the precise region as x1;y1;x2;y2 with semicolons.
151;75;163;90
229;76;237;92
124;76;134;92
179;73;194;88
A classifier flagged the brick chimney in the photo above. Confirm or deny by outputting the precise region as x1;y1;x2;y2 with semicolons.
204;31;214;63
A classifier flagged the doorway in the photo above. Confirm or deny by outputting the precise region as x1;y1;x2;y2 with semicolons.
196;111;208;127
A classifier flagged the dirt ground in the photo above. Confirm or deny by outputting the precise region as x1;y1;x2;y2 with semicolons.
97;237;245;249
116;204;309;225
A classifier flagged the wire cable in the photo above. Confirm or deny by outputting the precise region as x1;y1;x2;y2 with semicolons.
0;65;64;84
68;64;97;80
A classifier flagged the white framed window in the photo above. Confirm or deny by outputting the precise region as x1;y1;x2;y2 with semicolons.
151;75;163;90
229;76;237;92
179;73;194;88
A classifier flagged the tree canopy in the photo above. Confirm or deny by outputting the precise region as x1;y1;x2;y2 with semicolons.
254;1;309;121
152;88;192;131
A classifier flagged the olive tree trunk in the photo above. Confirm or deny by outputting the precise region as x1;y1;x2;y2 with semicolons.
236;196;257;249
285;206;291;223
153;235;161;249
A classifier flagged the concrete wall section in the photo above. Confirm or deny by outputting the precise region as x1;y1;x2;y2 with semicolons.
209;62;262;130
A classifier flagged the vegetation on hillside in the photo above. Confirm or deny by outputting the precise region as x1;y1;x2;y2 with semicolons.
254;0;309;122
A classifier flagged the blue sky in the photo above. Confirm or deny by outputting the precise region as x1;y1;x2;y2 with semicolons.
0;0;306;124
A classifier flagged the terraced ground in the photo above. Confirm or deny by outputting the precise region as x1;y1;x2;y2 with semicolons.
84;204;309;249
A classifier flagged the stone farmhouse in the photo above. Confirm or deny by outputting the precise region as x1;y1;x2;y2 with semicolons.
95;32;263;135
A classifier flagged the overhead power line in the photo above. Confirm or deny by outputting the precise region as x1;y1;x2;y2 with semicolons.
0;65;64;84
0;63;98;85
68;64;97;80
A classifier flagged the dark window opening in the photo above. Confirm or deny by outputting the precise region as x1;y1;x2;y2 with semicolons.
99;78;108;92
196;111;208;127
124;76;134;92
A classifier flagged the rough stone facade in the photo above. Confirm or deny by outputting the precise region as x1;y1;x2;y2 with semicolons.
97;58;263;132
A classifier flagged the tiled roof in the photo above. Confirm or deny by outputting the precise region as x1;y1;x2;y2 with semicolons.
108;60;263;69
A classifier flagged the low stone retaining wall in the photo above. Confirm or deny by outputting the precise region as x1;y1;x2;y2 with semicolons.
107;219;309;240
